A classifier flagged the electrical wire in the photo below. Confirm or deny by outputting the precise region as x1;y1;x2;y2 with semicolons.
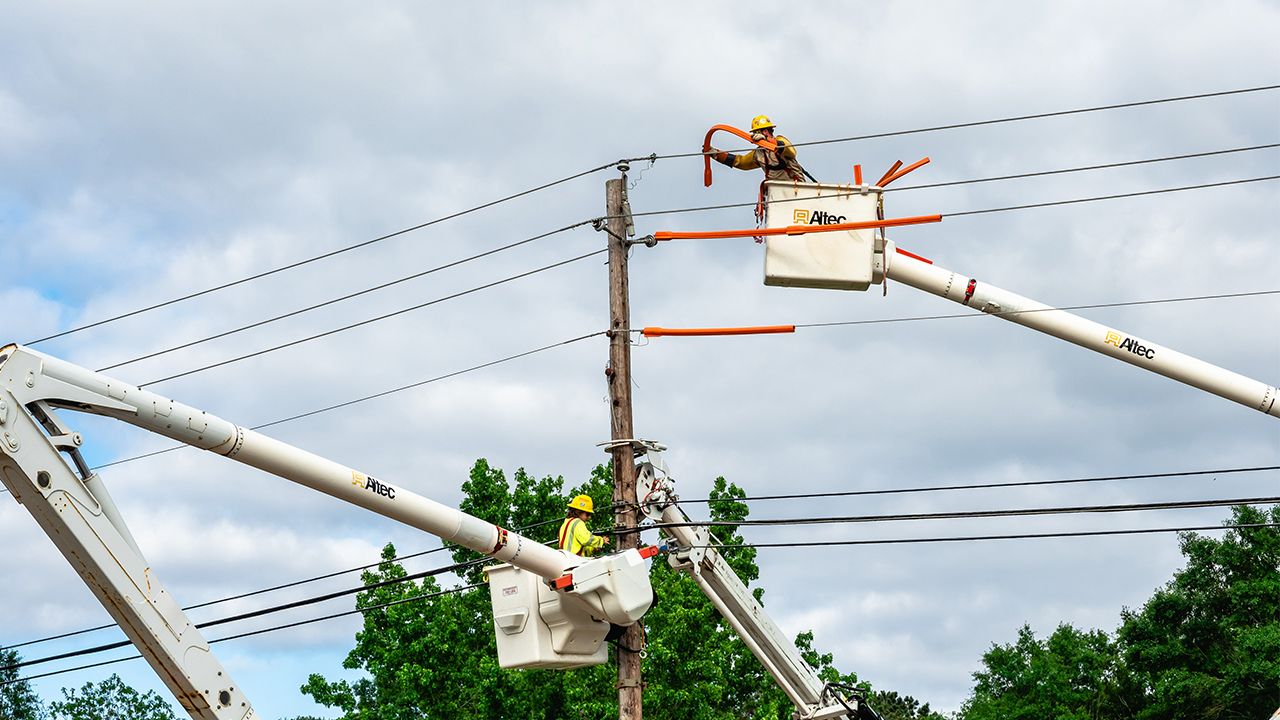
137;248;607;387
94;219;595;373
24;159;641;347
678;522;1280;550
0;510;574;654
9;517;1276;687
672;465;1280;505
654;85;1280;160
629;174;1280;220
0;329;606;495
12;466;1269;650
947;176;1278;217
1;555;491;673
792;289;1280;330
628;495;1280;533
0;581;489;688
22;86;1276;349
890;143;1280;192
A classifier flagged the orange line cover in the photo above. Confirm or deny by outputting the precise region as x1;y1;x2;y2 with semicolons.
642;325;796;338
654;214;942;241
703;124;778;187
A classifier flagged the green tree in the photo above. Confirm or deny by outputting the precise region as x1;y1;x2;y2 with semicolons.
870;688;950;720
303;460;878;720
0;648;46;720
1117;504;1280;719
959;505;1280;720
961;623;1126;720
48;674;176;720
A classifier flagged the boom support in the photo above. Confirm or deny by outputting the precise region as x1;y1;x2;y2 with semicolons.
635;444;873;720
0;344;653;717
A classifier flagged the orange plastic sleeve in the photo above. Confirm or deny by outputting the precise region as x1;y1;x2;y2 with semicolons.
875;160;904;188
702;124;778;187
881;157;931;187
642;325;796;337
653;214;942;241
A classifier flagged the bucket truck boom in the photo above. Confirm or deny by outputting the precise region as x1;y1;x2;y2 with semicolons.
752;178;1278;418
632;441;878;720
0;344;654;719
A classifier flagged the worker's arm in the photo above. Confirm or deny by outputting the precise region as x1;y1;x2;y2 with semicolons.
713;135;796;171
572;520;607;554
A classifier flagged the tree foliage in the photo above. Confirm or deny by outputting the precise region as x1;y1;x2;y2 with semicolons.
1;648;46;720
48;674;176;720
870;689;949;720
961;505;1280;720
1118;504;1280;718
302;460;873;720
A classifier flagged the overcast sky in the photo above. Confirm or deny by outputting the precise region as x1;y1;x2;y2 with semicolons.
1;2;1277;717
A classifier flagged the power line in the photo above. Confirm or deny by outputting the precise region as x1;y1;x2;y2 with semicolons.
1;555;490;673
95;219;594;373
673;465;1280;505
0;330;606;493
630;173;1280;221
657;85;1280;160
24;160;637;347
22;86;1276;349
947;175;1278;217
137;248;607;387
681;522;1280;550
0;581;488;688
792;289;1280;330
633;495;1280;532
0;509;573;654
10;517;1276;687
11;464;1265;650
891;143;1280;192
122;172;1277;387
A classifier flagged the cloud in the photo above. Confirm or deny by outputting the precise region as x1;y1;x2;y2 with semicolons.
1;1;1277;716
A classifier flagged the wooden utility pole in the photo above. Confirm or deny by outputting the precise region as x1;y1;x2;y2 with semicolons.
605;171;642;720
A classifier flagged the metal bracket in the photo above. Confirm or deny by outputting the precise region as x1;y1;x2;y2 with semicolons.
595;438;666;454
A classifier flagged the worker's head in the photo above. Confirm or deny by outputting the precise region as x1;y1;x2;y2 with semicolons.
751;115;776;135
567;494;594;519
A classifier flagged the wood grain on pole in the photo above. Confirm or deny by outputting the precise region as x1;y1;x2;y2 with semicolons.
606;176;642;720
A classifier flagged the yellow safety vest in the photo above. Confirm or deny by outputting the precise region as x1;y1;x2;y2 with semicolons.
559;517;605;556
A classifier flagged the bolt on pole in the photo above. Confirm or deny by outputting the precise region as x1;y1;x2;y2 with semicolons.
605;171;643;720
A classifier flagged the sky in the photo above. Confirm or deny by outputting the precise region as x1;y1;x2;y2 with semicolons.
1;1;1277;717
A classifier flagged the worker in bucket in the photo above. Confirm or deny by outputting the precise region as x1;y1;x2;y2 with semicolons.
708;115;810;183
559;494;610;556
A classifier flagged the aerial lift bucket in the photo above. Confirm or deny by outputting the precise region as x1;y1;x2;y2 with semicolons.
761;180;886;291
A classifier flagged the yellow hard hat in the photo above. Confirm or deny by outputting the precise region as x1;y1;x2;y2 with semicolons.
751;115;775;132
568;494;594;514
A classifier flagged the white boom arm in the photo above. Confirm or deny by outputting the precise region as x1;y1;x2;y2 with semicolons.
635;445;871;720
758;179;1277;418
0;344;651;719
882;245;1279;418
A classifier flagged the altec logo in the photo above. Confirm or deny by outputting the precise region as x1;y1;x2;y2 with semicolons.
792;209;847;225
351;471;396;499
1104;331;1156;360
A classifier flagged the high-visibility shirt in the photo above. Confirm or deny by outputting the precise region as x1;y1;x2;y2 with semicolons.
559;517;606;556
725;135;806;182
